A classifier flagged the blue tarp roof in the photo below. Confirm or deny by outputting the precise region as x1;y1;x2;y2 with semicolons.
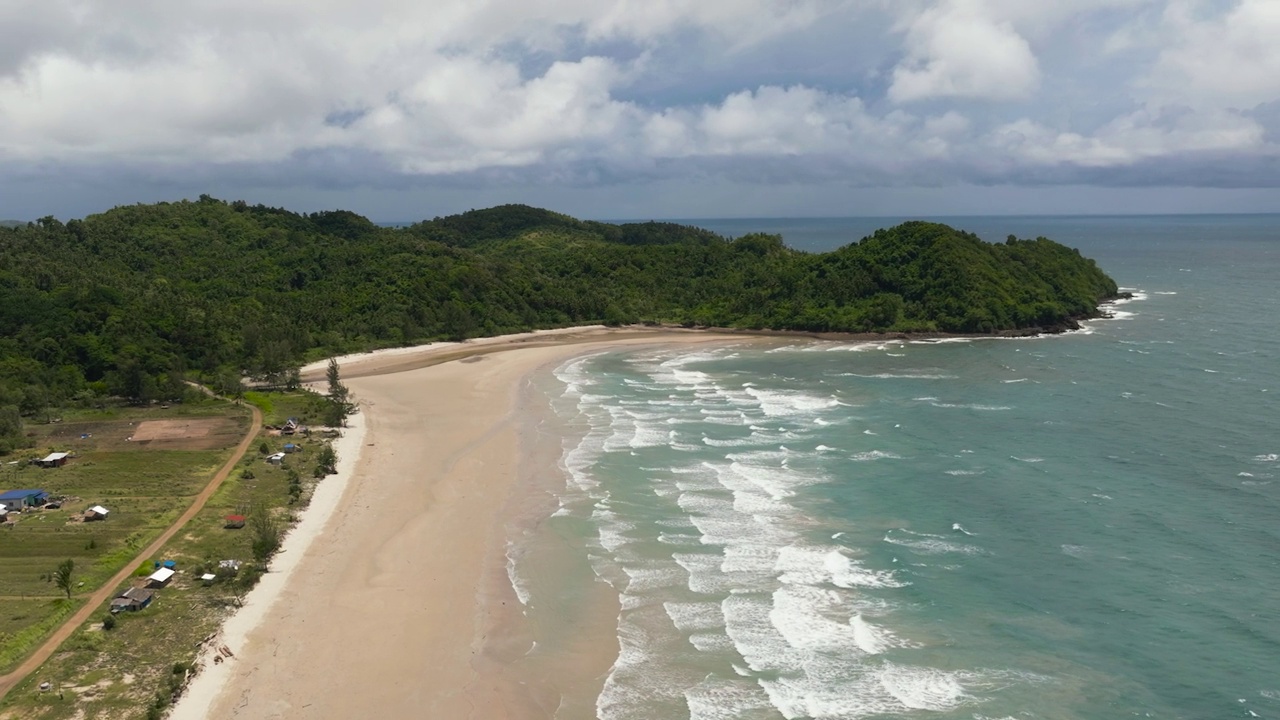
0;489;47;500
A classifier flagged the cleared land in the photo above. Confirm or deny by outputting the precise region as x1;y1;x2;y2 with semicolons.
0;402;249;680
0;391;335;719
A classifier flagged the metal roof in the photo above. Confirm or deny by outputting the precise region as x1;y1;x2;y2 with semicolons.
0;489;47;500
148;567;175;583
39;452;69;462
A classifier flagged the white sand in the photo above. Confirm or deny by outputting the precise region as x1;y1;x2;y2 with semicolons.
169;407;368;720
170;327;745;719
297;325;608;378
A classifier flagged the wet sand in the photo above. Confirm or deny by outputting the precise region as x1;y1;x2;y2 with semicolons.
171;328;740;719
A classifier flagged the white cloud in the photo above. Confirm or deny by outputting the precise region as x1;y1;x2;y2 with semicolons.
987;106;1265;167
351;56;637;173
889;0;1041;102
1145;0;1280;110
0;0;1276;202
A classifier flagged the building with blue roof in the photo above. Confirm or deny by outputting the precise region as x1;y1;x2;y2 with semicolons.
0;489;50;511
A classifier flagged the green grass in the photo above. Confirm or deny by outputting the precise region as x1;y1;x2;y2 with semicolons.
0;452;226;598
259;391;328;428
0;389;344;718
0;400;251;677
0;599;83;673
241;391;273;415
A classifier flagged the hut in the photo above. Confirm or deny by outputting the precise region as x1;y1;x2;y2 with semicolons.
146;567;175;588
200;573;217;586
266;452;286;465
36;452;69;468
0;489;49;512
224;514;246;529
283;443;300;453
85;505;110;521
111;587;154;613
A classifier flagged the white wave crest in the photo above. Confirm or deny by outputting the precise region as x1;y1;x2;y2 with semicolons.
851;450;902;461
932;402;1012;411
884;529;984;555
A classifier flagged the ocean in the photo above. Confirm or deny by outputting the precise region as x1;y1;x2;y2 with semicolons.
509;215;1280;720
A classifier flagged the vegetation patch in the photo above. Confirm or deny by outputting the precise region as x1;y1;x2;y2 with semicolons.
0;200;1118;459
0;388;341;719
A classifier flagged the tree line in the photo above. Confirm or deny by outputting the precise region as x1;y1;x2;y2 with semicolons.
0;198;1119;451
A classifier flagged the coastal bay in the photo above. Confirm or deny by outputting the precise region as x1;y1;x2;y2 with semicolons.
170;329;744;719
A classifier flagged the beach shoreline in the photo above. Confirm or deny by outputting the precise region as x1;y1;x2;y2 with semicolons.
169;327;749;719
168;396;369;720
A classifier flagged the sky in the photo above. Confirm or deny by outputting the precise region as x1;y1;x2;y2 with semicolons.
1;0;1278;221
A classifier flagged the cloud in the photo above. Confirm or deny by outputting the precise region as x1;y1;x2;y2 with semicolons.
888;0;1040;102
987;106;1265;167
0;0;1278;217
1145;0;1280;109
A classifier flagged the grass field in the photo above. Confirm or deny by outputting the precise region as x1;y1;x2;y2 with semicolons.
0;399;249;676
0;388;339;719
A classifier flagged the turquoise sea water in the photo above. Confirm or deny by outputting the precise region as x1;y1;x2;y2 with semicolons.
512;215;1280;719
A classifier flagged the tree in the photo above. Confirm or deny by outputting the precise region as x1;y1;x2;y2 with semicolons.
0;404;22;454
316;443;337;475
321;399;347;428
325;358;348;405
249;508;281;562
216;370;243;399
324;358;350;427
54;559;74;599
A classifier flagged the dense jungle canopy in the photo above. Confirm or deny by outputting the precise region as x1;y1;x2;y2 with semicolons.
0;197;1119;451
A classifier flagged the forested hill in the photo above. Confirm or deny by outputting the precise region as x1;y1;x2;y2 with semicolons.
0;198;1119;450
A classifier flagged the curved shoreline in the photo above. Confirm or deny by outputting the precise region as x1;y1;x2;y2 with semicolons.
169;328;748;719
166;309;1133;718
169;403;367;720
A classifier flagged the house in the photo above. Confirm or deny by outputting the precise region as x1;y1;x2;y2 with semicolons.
266;452;286;465
0;489;49;512
146;567;175;588
224;515;246;529
282;418;299;436
36;452;69;468
283;443;300;453
84;505;110;521
110;587;154;613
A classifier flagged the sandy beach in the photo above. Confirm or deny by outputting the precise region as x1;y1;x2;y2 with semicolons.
169;327;742;720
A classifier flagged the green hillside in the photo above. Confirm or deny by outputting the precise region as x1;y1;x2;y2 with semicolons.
0;198;1119;451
